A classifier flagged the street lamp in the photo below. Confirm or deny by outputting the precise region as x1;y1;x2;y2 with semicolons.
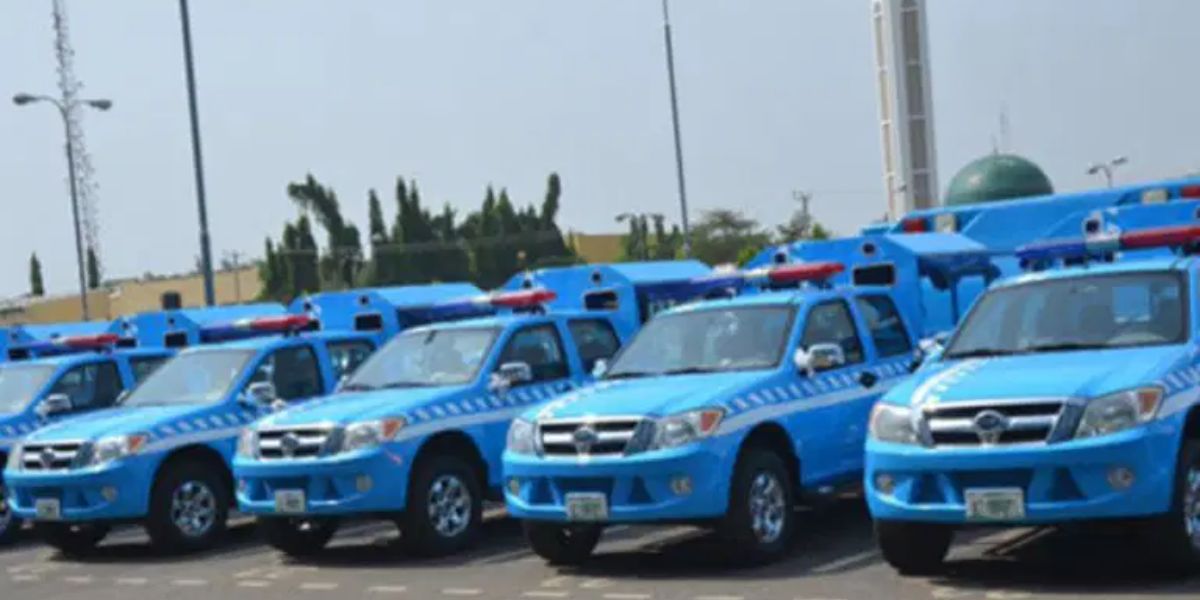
1086;156;1129;188
13;92;112;320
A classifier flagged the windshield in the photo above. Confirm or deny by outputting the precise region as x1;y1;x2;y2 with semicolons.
606;306;795;378
345;327;498;389
945;272;1186;358
123;349;256;407
0;364;56;414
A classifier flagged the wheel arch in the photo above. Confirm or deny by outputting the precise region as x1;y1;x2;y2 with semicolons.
150;444;233;505
736;421;801;491
411;430;489;492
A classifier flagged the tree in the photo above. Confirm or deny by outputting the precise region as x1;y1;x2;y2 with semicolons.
29;253;44;297
690;209;771;266
86;247;101;289
287;174;363;289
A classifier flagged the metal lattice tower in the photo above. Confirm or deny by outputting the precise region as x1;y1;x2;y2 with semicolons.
51;0;103;278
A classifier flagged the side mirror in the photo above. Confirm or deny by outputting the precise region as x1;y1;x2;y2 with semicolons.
793;343;845;376
490;361;533;391
591;358;609;378
243;381;277;407
36;394;73;419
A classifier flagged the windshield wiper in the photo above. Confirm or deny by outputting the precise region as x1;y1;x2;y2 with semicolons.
379;381;434;389
339;382;376;392
944;348;1021;359
605;371;656;380
1020;342;1104;353
661;366;721;375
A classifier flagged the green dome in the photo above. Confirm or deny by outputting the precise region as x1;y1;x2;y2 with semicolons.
944;153;1054;206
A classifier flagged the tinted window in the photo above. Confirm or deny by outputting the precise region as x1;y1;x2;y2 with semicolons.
499;325;568;382
327;339;375;381
568;319;621;372
856;295;913;358
130;356;169;383
250;345;323;402
801;301;865;365
48;361;123;410
853;263;896;286
584;290;619;311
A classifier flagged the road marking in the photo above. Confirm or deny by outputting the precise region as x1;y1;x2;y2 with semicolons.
116;577;148;586
523;592;570;598
603;594;652;600
11;575;40;582
300;582;340;591
234;568;265;579
809;549;878;574
930;588;971;599
580;578;614;589
64;575;94;584
368;585;408;594
172;579;208;587
239;580;272;588
985;592;1032;600
540;576;571;588
695;596;744;600
442;589;483;596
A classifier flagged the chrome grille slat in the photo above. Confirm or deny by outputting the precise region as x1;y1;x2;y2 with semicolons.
921;398;1068;447
256;426;335;460
20;441;86;471
538;417;644;457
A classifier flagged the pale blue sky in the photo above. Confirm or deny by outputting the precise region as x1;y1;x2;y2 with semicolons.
2;0;1198;297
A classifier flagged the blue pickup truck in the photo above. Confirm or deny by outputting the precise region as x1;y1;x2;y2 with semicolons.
0;337;172;544
502;263;919;564
865;224;1200;574
4;316;378;554
233;289;626;557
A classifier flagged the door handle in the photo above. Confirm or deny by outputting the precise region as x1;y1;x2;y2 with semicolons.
858;371;878;389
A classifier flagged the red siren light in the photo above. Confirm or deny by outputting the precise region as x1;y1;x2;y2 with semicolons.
488;288;557;309
766;261;845;284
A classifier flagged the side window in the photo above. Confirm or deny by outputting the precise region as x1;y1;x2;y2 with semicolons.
800;301;865;365
567;319;622;372
48;361;123;410
130;356;169;384
327;340;375;381
498;325;568;383
855;295;913;358
250;345;324;402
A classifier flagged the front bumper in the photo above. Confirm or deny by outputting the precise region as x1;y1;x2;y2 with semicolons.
865;421;1180;525
234;445;412;517
503;439;735;524
5;457;154;522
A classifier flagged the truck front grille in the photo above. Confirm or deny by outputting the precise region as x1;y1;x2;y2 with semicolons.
538;418;645;457
20;441;86;471
257;427;336;460
922;399;1069;447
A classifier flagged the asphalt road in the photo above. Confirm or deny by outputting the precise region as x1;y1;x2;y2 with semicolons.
2;500;1199;600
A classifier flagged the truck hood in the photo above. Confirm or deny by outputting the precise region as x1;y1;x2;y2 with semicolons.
527;372;769;421
24;404;253;443
884;345;1188;407
258;385;475;428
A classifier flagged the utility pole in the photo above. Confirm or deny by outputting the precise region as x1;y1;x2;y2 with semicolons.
223;250;244;302
178;0;216;306
661;0;691;257
792;190;812;238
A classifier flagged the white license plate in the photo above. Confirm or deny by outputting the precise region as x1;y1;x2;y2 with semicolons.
565;492;608;522
35;498;62;521
274;490;306;514
965;488;1025;522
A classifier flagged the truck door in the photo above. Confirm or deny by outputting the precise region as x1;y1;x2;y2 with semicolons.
245;344;325;407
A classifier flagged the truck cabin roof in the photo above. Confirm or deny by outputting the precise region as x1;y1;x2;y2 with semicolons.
290;283;491;339
116;303;288;349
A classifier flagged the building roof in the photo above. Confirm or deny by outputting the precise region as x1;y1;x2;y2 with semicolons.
945;153;1054;206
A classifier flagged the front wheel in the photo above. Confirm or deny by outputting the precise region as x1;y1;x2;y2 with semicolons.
875;520;953;575
1144;439;1200;571
401;454;482;557
523;522;602;565
717;449;796;564
0;482;21;545
145;460;230;552
259;517;339;557
35;522;110;556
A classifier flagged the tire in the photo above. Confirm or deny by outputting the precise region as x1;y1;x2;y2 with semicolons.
259;517;339;557
0;480;21;545
35;522;109;556
523;521;602;566
1143;439;1200;571
401;453;482;557
875;520;953;575
717;448;796;565
145;459;230;552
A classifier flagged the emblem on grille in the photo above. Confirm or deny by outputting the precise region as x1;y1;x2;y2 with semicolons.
572;424;598;455
972;410;1008;445
279;432;301;458
39;448;57;470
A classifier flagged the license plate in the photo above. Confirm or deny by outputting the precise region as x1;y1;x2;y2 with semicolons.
965;488;1025;522
35;498;62;521
565;492;608;522
274;490;306;514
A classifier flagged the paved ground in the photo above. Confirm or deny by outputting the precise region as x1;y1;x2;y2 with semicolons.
2;500;1199;600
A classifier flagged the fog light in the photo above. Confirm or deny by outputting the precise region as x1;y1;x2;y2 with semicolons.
874;473;896;495
507;478;521;496
355;475;373;493
1107;466;1135;491
101;486;119;502
670;475;693;496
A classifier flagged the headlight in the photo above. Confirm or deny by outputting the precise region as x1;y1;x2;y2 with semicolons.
627;408;724;453
506;418;537;454
6;444;22;471
86;433;149;467
869;403;920;445
336;418;405;454
236;428;258;458
1076;387;1163;439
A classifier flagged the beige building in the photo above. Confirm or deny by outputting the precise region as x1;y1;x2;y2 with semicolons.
0;267;262;325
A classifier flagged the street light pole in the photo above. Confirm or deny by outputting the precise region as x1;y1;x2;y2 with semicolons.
661;0;691;257
1086;156;1129;188
178;0;216;307
13;93;110;320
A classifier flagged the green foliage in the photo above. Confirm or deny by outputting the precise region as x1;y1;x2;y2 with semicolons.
29;253;44;297
287;174;362;289
619;213;683;262
86;247;101;289
690;209;771;266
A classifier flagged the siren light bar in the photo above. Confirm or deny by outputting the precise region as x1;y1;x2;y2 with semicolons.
199;314;316;342
1016;224;1200;266
9;333;121;358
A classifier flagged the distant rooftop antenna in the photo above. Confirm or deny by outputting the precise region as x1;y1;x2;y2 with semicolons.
999;105;1011;153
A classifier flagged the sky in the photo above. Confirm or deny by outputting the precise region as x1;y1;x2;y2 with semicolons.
2;0;1198;298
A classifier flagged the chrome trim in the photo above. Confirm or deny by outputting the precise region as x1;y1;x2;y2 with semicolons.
920;397;1073;448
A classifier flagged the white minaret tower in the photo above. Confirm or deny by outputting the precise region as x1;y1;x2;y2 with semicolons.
872;0;939;219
